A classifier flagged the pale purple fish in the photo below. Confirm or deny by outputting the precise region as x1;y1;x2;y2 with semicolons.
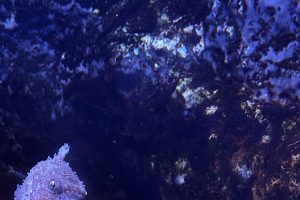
14;144;87;200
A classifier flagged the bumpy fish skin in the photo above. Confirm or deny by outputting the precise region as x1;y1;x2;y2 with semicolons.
14;144;87;200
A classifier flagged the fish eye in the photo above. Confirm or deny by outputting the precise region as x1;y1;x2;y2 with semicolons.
49;181;55;189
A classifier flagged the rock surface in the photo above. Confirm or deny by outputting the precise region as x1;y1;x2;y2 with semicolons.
0;0;299;199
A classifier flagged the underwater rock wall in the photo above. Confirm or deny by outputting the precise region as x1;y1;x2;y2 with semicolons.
0;0;299;199
112;0;300;106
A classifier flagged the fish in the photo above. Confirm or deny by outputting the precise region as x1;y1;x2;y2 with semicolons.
14;144;87;200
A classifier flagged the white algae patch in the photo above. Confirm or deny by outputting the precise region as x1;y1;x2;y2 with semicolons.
1;14;18;30
175;174;186;185
236;164;252;181
205;105;218;115
261;41;298;63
